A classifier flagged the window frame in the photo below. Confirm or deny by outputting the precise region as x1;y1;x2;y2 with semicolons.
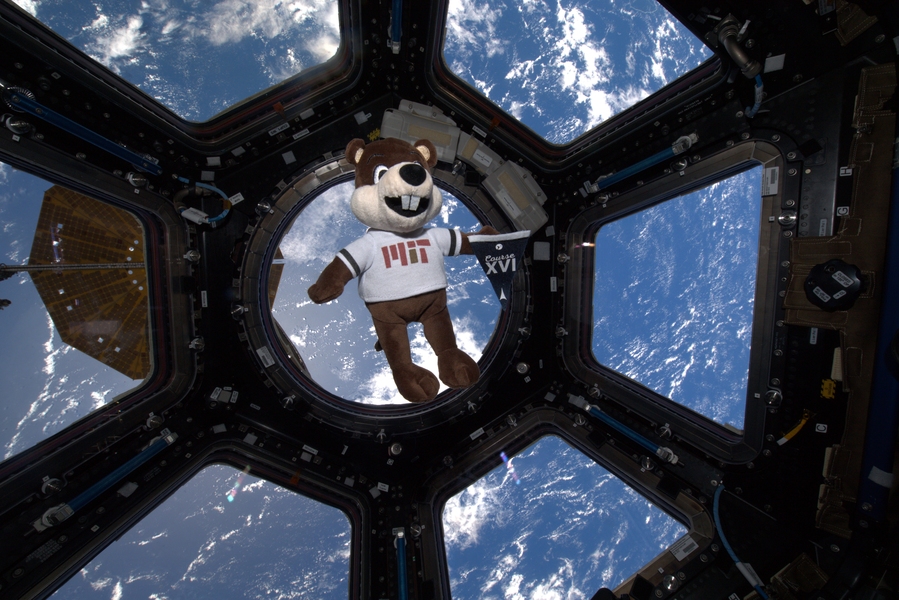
426;416;716;599
561;141;787;463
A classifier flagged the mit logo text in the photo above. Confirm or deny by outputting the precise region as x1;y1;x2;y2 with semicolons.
382;239;431;268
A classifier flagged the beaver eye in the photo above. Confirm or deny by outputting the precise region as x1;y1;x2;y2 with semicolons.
373;165;388;183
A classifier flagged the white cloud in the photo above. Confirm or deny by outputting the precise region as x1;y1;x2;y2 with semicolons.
85;14;146;70
446;0;505;59
443;476;506;550
10;0;38;17
279;183;362;265
202;0;336;46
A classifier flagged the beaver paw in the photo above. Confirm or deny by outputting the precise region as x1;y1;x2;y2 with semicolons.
393;363;440;403
437;349;479;388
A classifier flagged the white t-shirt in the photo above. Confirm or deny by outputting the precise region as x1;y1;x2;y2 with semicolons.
336;228;463;303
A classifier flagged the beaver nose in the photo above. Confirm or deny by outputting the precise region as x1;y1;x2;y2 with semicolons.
399;163;427;186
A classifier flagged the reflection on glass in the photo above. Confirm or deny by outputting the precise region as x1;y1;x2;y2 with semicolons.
52;464;351;599
443;0;712;144
592;166;764;430
25;0;341;121
443;436;686;597
270;181;499;405
0;163;148;459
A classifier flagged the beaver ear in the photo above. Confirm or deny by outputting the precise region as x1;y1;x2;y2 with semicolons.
345;139;366;165
413;139;438;168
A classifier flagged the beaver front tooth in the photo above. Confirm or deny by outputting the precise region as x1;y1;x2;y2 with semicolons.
401;195;411;210
409;195;420;211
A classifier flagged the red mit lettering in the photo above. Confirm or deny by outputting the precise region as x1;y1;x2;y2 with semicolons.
381;239;431;268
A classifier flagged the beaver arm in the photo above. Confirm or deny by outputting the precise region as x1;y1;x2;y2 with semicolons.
308;258;354;303
460;225;500;255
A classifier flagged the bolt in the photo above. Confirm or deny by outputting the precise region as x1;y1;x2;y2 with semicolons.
785;199;795;207
788;168;798;176
700;553;709;562
741;132;751;140
861;502;873;512
515;362;530;375
711;544;720;553
736;111;744;118
830;544;840;553
654;590;663;598
781;261;790;268
787;152;796;160
774;349;783;357
763;449;772;457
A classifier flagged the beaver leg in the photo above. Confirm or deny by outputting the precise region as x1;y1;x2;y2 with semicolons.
370;315;440;403
420;294;479;389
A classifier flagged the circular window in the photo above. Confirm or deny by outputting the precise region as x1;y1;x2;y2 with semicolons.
269;180;501;405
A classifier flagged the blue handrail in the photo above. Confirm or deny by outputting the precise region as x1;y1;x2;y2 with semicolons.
5;89;162;175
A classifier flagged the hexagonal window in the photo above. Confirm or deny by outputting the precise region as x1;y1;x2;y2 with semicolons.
0;162;151;461
25;0;341;121
442;435;686;597
270;180;500;405
592;165;764;431
443;0;712;144
52;464;351;598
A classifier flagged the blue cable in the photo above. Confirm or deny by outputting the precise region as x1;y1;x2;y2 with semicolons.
745;75;764;118
176;177;231;224
68;436;170;512
396;532;408;600
390;0;403;51
6;90;162;175
586;405;660;454
713;484;769;599
595;146;677;191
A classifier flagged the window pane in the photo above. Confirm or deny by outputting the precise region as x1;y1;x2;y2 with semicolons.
25;0;341;121
444;0;712;144
592;166;764;430
0;162;150;460
271;181;499;404
443;435;686;597
52;464;351;598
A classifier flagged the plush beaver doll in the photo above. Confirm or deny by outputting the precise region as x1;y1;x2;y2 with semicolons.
308;137;497;403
